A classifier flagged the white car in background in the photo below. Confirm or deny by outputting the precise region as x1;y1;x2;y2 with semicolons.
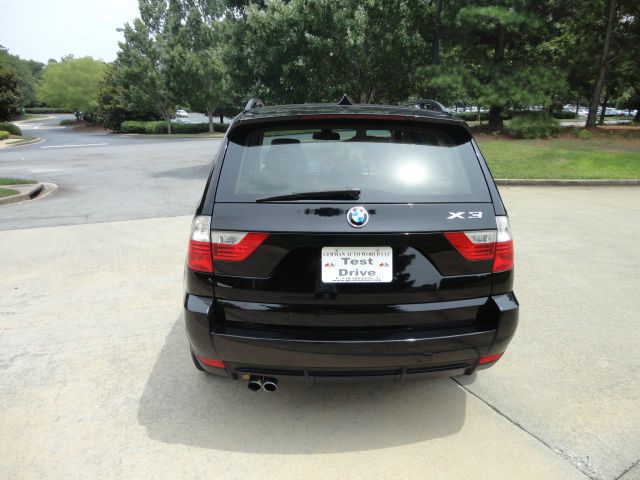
174;109;190;123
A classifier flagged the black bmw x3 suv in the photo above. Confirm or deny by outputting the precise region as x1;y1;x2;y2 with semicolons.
184;98;518;391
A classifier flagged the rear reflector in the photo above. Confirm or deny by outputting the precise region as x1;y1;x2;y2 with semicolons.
196;355;225;368
478;353;503;364
445;216;514;272
212;231;269;261
187;216;213;273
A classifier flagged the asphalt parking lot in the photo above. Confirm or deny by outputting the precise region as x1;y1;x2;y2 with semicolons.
1;178;639;478
0;116;219;230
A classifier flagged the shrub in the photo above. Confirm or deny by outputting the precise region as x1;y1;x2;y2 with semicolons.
119;120;228;134
552;111;578;119
0;130;10;140
24;107;74;114
144;121;170;134
507;112;560;139
0;122;22;136
457;110;576;121
455;111;513;122
576;129;592;140
81;111;97;124
59;119;80;126
120;121;148;134
171;122;209;134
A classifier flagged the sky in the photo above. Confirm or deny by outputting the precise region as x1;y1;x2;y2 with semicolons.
0;0;140;63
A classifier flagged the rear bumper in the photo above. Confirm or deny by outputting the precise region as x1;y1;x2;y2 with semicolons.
184;292;518;383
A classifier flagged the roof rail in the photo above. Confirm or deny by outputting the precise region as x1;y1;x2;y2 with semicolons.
244;98;265;112
400;99;450;115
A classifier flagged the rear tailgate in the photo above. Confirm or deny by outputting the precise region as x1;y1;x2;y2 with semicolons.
210;118;496;331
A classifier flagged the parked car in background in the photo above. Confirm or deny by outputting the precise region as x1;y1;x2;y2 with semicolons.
176;109;189;118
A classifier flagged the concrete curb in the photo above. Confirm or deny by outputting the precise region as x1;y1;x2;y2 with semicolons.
0;183;45;206
4;137;43;148
495;179;640;186
13;115;55;125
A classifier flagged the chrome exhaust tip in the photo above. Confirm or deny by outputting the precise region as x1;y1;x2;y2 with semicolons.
247;376;263;392
262;378;278;392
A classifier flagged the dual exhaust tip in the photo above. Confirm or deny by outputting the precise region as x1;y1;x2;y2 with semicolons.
247;376;278;392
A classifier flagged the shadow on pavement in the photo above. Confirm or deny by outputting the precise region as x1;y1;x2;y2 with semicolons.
138;315;467;454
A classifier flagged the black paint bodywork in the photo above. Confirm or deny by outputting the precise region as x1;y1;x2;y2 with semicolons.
184;104;518;383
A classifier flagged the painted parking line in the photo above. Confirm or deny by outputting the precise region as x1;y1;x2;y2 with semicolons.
41;143;109;149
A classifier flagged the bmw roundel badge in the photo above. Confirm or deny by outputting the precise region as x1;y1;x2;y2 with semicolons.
347;206;369;228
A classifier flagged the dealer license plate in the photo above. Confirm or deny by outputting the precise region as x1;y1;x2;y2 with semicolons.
321;247;393;283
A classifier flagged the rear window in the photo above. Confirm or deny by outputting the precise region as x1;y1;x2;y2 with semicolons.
216;122;490;203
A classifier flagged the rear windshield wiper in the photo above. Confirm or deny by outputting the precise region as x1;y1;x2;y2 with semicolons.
256;188;361;202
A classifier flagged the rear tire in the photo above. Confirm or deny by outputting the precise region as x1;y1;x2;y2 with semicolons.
191;351;205;371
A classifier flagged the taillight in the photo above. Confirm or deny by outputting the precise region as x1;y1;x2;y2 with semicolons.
211;231;269;261
444;216;513;272
443;231;496;260
187;220;268;272
187;216;213;273
493;216;514;272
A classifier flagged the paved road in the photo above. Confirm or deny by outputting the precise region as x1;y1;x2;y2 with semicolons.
1;184;639;479
0;115;221;230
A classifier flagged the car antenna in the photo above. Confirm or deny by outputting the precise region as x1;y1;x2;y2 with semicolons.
338;94;354;106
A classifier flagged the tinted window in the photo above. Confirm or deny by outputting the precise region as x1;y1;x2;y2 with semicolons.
216;122;490;203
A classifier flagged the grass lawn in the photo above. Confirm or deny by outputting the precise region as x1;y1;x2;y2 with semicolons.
0;177;33;186
477;130;640;179
0;187;19;198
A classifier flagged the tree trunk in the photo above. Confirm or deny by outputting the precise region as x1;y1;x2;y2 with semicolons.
165;115;172;134
634;109;640;122
207;109;214;133
598;86;610;125
489;24;507;129
586;0;617;128
219;114;223;123
432;0;442;66
74;110;81;122
488;105;503;130
575;96;579;119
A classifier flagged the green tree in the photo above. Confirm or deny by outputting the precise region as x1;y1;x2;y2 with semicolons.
0;63;22;120
232;0;428;104
37;56;106;121
586;0;639;127
116;6;178;133
556;0;638;127
166;0;227;132
423;1;567;129
94;63;159;131
0;46;44;108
